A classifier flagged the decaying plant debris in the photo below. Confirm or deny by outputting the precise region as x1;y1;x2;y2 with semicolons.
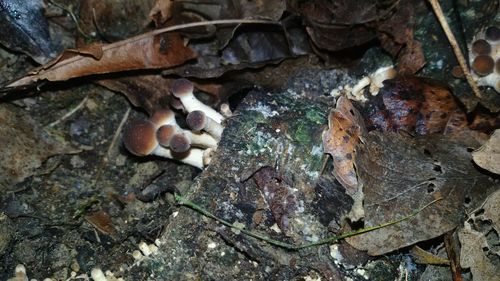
0;0;499;280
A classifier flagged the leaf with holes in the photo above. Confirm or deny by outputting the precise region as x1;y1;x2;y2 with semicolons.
459;226;500;281
346;131;497;256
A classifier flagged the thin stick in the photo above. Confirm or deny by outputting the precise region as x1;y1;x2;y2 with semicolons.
122;19;278;47
428;0;483;99
47;0;91;39
90;106;131;190
174;193;442;250
46;95;89;127
105;107;131;162
444;231;463;281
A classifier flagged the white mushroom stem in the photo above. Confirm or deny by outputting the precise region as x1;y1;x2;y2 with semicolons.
203;148;215;166
350;66;396;99
350;76;371;99
172;79;225;124
185;130;218;148
158;125;218;149
186;110;224;141
179;93;224;124
171;97;186;113
220;103;233;118
152;146;205;169
369;66;396;95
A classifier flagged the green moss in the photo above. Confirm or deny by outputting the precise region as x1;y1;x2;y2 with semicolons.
292;120;312;145
305;108;326;125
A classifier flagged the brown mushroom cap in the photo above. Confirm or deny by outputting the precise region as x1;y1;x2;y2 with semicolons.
472;55;495;76
157;125;176;147
471;39;491;55
496;58;500;73
150;109;175;127
186;110;207;131
123;119;158;156
172;79;194;98
485;26;500;41
169;133;191;153
451;66;464;78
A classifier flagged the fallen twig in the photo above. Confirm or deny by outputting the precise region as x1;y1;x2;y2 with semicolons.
428;0;483;99
46;95;89;127
444;230;463;281
174;193;442;250
105;107;131;162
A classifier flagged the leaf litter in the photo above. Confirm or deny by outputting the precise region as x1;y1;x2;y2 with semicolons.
459;189;500;281
0;0;499;280
346;130;497;255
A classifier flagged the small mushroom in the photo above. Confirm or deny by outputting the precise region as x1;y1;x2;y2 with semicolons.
451;65;464;78
219;103;233;118
122;119;158;157
171;79;225;124
169;133;191;153
485;26;500;41
472;55;494;76
122;119;204;169
150;108;176;128
157;124;218;149
350;76;371;99
472;39;491;55
187;110;224;141
369;66;397;95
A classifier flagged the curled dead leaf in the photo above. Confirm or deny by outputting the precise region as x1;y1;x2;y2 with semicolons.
322;96;366;195
7;33;196;89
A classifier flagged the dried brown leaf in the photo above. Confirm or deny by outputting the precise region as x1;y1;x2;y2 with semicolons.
97;74;222;115
96;74;173;116
459;227;500;281
360;77;468;135
7;33;196;88
150;0;174;26
322;96;366;195
410;246;450;265
85;210;117;237
397;37;425;75
483;189;500;232
71;42;105;60
346;131;496;255
292;0;380;51
472;129;500;174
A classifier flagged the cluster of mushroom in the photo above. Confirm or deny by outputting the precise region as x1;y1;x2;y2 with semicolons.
122;79;225;169
330;66;397;102
468;26;499;93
